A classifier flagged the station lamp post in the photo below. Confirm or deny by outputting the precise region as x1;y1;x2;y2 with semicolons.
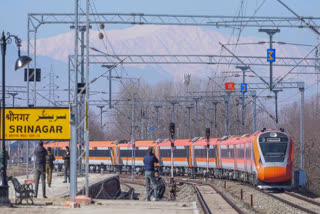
96;105;105;129
0;31;32;205
8;92;18;107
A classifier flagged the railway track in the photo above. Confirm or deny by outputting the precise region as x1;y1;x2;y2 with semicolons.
209;178;320;214
187;181;246;214
121;173;320;213
262;190;320;214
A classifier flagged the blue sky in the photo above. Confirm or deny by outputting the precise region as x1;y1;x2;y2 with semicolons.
1;0;319;44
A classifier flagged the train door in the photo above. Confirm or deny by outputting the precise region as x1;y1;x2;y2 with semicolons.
209;145;217;168
218;141;222;169
215;145;219;168
156;144;160;167
244;143;247;172
245;142;252;173
234;144;238;170
191;143;195;168
110;146;115;165
114;144;119;166
236;144;245;171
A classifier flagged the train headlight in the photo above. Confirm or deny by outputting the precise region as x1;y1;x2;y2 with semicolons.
269;132;277;137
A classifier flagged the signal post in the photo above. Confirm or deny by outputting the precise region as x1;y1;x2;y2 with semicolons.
206;128;210;183
169;122;176;200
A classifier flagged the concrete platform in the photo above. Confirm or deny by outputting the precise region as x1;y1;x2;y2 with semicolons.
5;173;199;214
0;200;198;214
8;172;117;199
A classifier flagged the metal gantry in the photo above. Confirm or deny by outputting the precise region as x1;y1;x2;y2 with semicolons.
70;54;319;67
28;13;320;28
27;12;320;106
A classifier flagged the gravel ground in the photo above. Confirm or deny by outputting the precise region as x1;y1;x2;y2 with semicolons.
175;183;203;214
270;192;320;213
210;179;310;214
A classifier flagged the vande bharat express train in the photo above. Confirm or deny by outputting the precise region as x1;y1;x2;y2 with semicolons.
45;129;293;189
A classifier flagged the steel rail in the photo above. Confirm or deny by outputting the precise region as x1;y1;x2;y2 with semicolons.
191;184;212;214
207;183;245;214
184;180;245;214
284;191;320;207
260;191;319;214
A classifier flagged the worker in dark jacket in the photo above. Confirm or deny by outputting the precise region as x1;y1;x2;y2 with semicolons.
154;170;166;199
63;146;70;183
34;141;48;198
46;147;55;187
143;147;159;201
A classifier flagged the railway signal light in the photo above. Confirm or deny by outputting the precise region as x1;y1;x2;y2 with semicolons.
206;128;210;142
169;122;175;139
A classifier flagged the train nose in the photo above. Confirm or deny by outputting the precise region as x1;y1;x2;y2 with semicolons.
258;166;291;182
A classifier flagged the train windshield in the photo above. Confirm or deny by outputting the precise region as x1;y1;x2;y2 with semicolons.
259;143;287;162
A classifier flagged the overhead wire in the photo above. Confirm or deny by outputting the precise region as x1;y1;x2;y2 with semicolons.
90;0;136;100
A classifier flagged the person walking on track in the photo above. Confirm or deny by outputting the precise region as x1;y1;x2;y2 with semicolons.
62;146;70;183
34;141;48;198
143;147;159;201
46;147;55;187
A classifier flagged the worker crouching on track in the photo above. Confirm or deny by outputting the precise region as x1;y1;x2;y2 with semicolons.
46;147;55;187
143;147;159;201
150;170;166;200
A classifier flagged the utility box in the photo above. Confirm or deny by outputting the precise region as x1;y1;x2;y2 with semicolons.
294;170;306;188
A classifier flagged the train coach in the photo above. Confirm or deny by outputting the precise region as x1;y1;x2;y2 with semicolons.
45;128;293;189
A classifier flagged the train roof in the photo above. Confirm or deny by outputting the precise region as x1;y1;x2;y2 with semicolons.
219;134;255;145
159;138;192;146
193;138;219;145
44;141;69;148
90;141;114;148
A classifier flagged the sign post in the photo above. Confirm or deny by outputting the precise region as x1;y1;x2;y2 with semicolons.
240;83;248;93
259;28;280;90
225;82;235;91
267;49;276;62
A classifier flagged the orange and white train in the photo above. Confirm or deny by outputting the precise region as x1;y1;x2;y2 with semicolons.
45;129;293;189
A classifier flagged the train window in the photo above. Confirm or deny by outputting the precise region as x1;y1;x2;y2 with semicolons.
221;149;228;158
194;147;216;158
135;149;147;157
95;150;110;157
237;148;245;158
57;149;65;156
246;145;251;158
119;149;132;157
89;150;95;156
259;142;287;162
174;148;188;158
160;149;171;158
229;148;234;158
